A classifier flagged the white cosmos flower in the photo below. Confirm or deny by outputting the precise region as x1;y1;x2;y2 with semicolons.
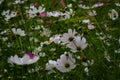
56;53;76;73
27;6;45;18
82;59;94;67
92;2;103;8
82;19;90;24
108;9;119;20
67;35;87;52
115;3;120;7
88;10;97;16
8;53;39;65
84;67;89;76
13;0;26;4
61;29;76;44
49;34;61;44
11;28;26;36
45;60;57;74
78;4;90;9
1;10;17;21
47;11;61;17
88;23;95;30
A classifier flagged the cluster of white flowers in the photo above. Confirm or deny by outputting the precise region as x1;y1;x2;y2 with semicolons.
47;8;74;20
28;66;41;73
82;59;94;75
78;2;103;9
11;28;26;36
82;19;95;30
13;0;27;4
61;29;88;52
2;0;119;77
1;10;17;21
49;34;61;44
26;5;45;18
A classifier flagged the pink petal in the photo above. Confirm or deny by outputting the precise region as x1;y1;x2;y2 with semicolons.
40;13;46;18
28;52;35;59
60;0;65;7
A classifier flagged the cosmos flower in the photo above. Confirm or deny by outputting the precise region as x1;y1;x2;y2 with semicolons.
47;11;61;17
92;2;103;8
27;6;45;18
8;53;39;65
1;10;17;21
13;0;26;4
49;34;61;44
61;29;76;44
40;13;46;18
78;4;90;9
115;3;120;7
56;53;76;72
45;60;57;74
11;28;26;36
82;19;95;30
82;59;94;67
108;9;119;20
82;19;90;24
88;23;95;30
87;10;97;16
67;35;88;52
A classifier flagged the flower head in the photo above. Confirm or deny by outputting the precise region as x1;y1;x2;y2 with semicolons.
108;9;119;20
11;28;26;36
61;29;76;44
8;53;39;65
67;35;88;52
56;53;76;72
45;60;57;74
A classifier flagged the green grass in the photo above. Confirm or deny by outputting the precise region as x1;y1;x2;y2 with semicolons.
0;0;120;80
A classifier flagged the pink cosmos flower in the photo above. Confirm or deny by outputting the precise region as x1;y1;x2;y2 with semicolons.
92;2;103;8
28;52;35;59
40;13;46;18
60;0;65;7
